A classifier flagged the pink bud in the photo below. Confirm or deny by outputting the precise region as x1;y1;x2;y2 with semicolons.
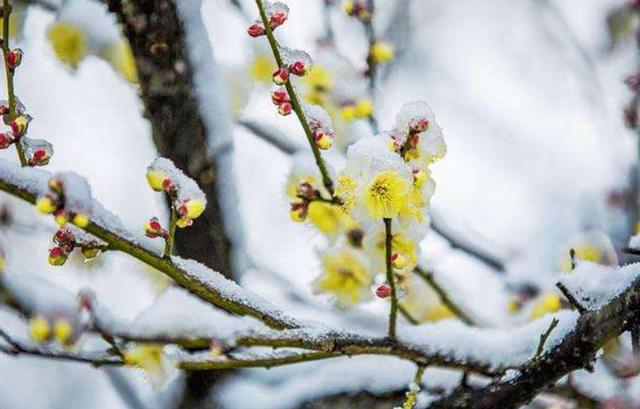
278;102;292;116
272;67;290;85
247;23;265;37
6;48;23;71
0;132;14;149
289;61;307;76
376;284;391;299
271;88;289;106
270;11;288;28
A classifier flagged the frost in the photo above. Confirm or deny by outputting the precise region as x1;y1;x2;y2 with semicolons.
302;103;334;134
147;157;206;204
22;137;53;166
558;262;640;311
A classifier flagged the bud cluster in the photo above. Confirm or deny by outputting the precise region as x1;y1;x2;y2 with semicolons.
304;104;335;150
271;49;313;86
247;1;289;37
342;0;371;21
271;87;292;116
145;158;207;233
48;226;106;266
28;313;82;347
36;173;93;228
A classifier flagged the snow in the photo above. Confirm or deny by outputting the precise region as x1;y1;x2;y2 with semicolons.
175;0;248;274
53;171;93;216
147;158;206;204
558;262;640;311
97;287;268;342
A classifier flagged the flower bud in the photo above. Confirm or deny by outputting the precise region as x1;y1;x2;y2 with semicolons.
10;114;31;138
54;208;69;226
0;132;14;149
289;201;307;222
48;177;64;193
48;246;68;266
36;193;58;214
178;199;205;220
28;148;51;166
54;227;76;247
347;228;364;248
144;216;168;238
146;169;169;192
370;42;394;64
290;61;308;76
296;182;316;200
247;23;265;37
6;48;23;70
270;11;288;28
271;88;289;105
72;213;89;228
314;130;332;150
29;316;51;342
278;102;292;116
0;101;9;116
412;169;427;188
81;246;101;261
272;67;289;85
53;319;74;346
409;118;429;133
391;252;408;270
375;284;391;298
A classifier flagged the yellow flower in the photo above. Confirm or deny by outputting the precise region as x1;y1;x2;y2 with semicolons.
354;98;373;118
530;293;561;320
72;213;89;228
307;201;354;236
106;39;138;83
336;175;357;214
303;65;333;92
370;41;394;64
364;171;409;219
249;54;276;83
53;319;74;346
29;316;51;342
124;343;165;375
36;195;57;214
180;200;206;220
399;187;426;222
340;105;357;121
314;249;372;307
146;170;168;191
47;22;87;69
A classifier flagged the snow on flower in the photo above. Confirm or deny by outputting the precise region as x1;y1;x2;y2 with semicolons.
123;343;178;388
36;172;93;228
559;230;618;272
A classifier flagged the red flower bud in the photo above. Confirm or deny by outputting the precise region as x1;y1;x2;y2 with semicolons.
296;182;316;200
277;102;292;116
6;48;23;71
54;227;76;248
28;148;50;166
247;23;265;37
375;284;391;299
270;11;288;28
271;88;289;105
0;132;14;149
272;67;289;85
48;246;68;266
289;61;307;76
410;118;429;133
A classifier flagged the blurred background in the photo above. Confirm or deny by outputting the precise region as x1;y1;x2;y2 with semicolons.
0;0;638;408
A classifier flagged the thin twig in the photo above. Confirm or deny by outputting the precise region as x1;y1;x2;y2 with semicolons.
255;0;335;195
535;317;559;358
556;282;586;314
2;0;25;166
400;364;425;409
384;218;399;340
399;304;420;325
414;266;474;325
163;204;177;258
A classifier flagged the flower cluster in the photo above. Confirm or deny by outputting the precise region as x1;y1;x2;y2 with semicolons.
48;226;107;266
36;172;93;228
145;158;206;230
247;1;289;37
342;0;371;21
287;101;446;307
0;98;49;164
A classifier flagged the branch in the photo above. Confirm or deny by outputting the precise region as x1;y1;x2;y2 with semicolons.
179;350;338;371
414;266;474;325
384;218;399;339
0;159;300;330
426;271;640;408
535;318;559;358
556;282;587;314
0;329;122;366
